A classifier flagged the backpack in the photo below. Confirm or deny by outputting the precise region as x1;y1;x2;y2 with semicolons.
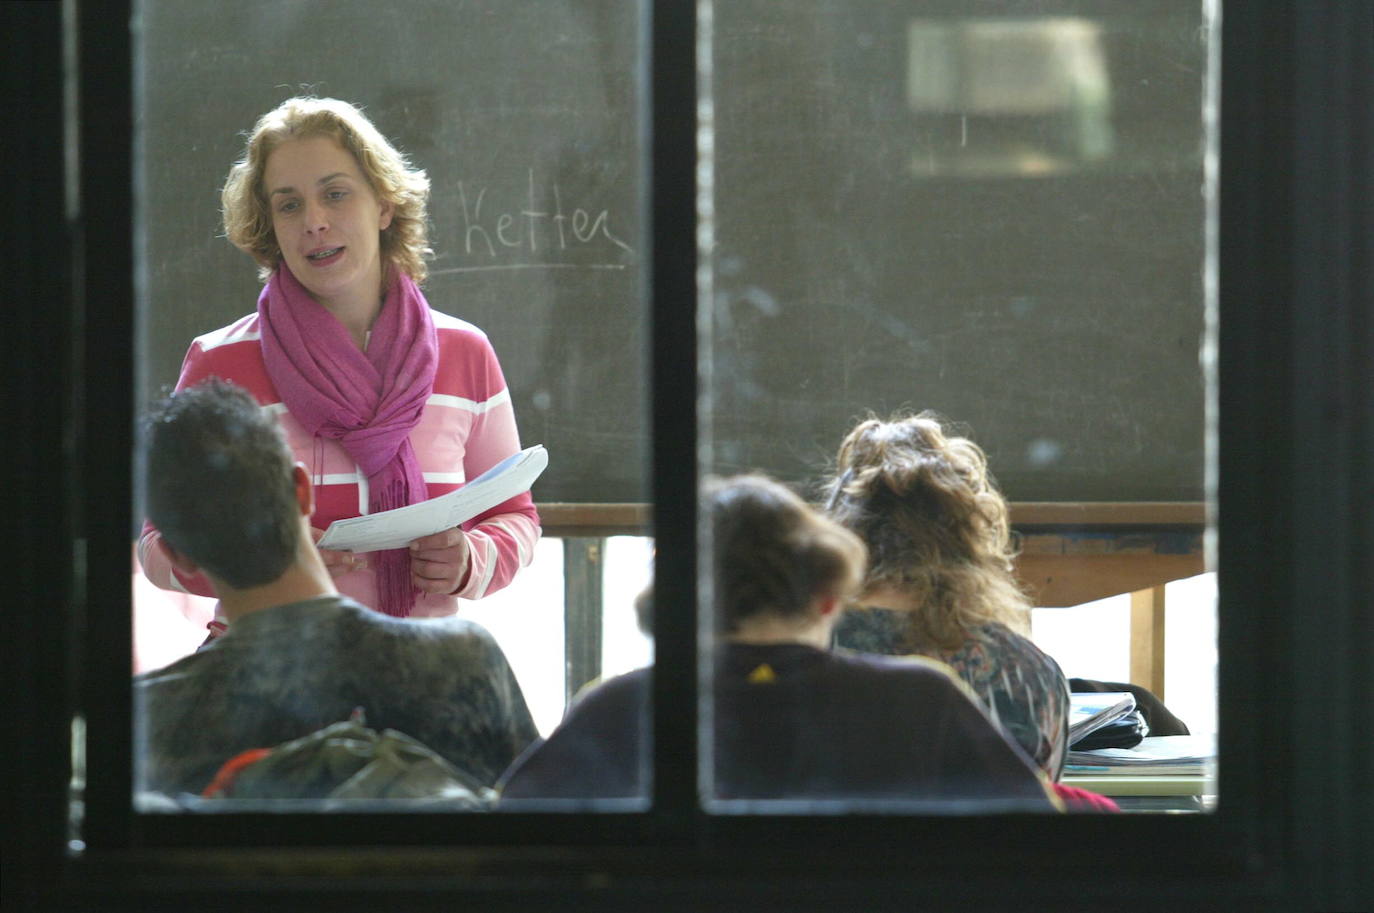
202;709;494;808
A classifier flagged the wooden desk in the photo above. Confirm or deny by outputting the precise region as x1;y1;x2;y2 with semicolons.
1010;502;1206;700
537;502;1207;701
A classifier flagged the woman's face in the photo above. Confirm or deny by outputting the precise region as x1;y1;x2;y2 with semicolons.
263;135;394;311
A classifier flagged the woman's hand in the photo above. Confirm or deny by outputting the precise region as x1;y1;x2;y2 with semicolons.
311;527;367;577
409;527;471;595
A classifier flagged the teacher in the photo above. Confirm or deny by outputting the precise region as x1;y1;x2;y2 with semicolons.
139;96;541;632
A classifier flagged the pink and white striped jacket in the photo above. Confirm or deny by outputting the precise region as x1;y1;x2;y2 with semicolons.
137;309;542;618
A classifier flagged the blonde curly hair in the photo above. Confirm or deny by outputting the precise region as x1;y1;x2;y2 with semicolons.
221;96;432;284
820;411;1031;651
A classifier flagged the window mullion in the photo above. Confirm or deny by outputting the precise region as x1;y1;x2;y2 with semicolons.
647;0;702;829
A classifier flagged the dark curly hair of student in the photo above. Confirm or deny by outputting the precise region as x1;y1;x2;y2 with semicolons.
707;474;866;634
820;411;1031;652
142;379;300;589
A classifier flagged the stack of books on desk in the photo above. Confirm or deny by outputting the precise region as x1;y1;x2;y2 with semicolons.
1066;734;1216;777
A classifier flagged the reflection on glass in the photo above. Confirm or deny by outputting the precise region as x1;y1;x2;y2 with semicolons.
704;1;1213;812
907;18;1113;176
132;1;648;811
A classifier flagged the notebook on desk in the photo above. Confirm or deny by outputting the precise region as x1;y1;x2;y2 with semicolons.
1068;692;1137;747
1063;735;1217;811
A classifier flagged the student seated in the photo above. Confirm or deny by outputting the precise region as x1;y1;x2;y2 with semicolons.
821;411;1071;779
134;380;538;798
498;474;1056;809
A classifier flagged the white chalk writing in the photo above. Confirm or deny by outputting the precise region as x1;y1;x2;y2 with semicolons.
453;169;634;269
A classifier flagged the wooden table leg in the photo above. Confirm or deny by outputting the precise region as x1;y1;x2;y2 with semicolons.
563;537;606;703
1130;585;1167;700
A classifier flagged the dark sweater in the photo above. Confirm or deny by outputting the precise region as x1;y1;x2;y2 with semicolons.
135;595;537;796
498;642;1054;809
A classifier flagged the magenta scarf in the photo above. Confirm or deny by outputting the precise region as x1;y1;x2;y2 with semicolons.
258;263;438;617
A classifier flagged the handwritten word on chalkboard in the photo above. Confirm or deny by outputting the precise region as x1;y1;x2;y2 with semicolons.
441;170;634;274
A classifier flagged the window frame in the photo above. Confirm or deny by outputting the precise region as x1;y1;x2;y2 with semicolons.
6;1;1373;909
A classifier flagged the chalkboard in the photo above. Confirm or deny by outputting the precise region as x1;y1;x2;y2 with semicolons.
137;0;647;503
707;1;1206;502
138;1;1206;507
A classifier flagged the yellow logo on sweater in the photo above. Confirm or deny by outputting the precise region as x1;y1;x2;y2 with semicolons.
746;663;777;684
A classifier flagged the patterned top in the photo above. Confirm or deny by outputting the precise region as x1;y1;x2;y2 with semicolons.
135;595;539;796
833;609;1070;778
138;308;541;618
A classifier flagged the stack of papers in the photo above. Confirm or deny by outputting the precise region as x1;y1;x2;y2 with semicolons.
316;445;548;553
1068;692;1137;747
1066;734;1216;776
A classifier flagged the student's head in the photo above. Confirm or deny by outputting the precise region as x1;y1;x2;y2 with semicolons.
221;96;432;285
142;379;302;589
821;411;1030;649
707;474;866;635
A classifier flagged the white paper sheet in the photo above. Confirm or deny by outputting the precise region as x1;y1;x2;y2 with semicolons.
315;444;548;553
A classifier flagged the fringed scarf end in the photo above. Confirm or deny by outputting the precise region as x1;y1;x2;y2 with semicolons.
376;547;418;618
374;477;419;617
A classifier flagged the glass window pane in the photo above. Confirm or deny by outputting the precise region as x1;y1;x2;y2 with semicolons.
132;0;649;811
702;0;1214;812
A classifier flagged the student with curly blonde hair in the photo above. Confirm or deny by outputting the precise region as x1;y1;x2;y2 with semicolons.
821;412;1070;778
139;97;540;634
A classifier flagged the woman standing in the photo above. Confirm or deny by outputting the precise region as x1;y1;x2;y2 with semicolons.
139;96;540;630
821;412;1070;778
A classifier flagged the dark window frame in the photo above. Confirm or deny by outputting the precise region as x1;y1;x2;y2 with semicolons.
5;1;1373;910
